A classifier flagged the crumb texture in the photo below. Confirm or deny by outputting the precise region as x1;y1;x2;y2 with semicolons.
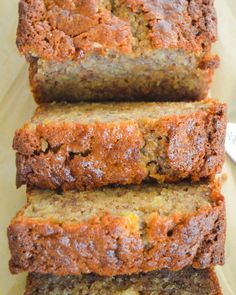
25;183;212;223
24;267;222;295
29;101;212;124
17;0;217;60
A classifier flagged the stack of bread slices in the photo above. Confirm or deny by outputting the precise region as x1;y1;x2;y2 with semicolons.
8;0;227;294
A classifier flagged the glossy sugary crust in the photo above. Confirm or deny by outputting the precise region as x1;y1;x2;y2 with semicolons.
13;99;227;191
17;0;217;60
8;187;225;276
24;267;222;295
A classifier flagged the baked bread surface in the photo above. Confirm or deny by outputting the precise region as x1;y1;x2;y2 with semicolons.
8;181;225;276
17;0;219;102
13;99;227;191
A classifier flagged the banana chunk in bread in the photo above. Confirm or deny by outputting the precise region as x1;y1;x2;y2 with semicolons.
8;181;225;276
13;99;226;191
24;267;222;295
17;0;218;103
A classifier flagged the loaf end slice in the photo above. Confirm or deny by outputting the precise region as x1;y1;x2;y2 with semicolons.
24;267;222;295
17;0;218;102
8;181;225;276
13;99;227;191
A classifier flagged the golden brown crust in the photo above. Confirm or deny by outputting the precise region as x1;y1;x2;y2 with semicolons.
13;100;227;191
17;0;217;60
8;188;225;276
24;267;222;295
205;269;223;295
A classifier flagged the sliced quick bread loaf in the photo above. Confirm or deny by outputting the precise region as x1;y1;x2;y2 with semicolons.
13;99;226;191
8;181;225;276
17;0;218;103
24;267;222;295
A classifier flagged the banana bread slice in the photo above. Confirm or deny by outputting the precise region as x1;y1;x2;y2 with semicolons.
13;99;227;191
24;267;222;295
8;181;225;276
17;0;219;103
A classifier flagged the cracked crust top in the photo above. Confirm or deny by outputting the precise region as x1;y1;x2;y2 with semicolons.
17;0;217;60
